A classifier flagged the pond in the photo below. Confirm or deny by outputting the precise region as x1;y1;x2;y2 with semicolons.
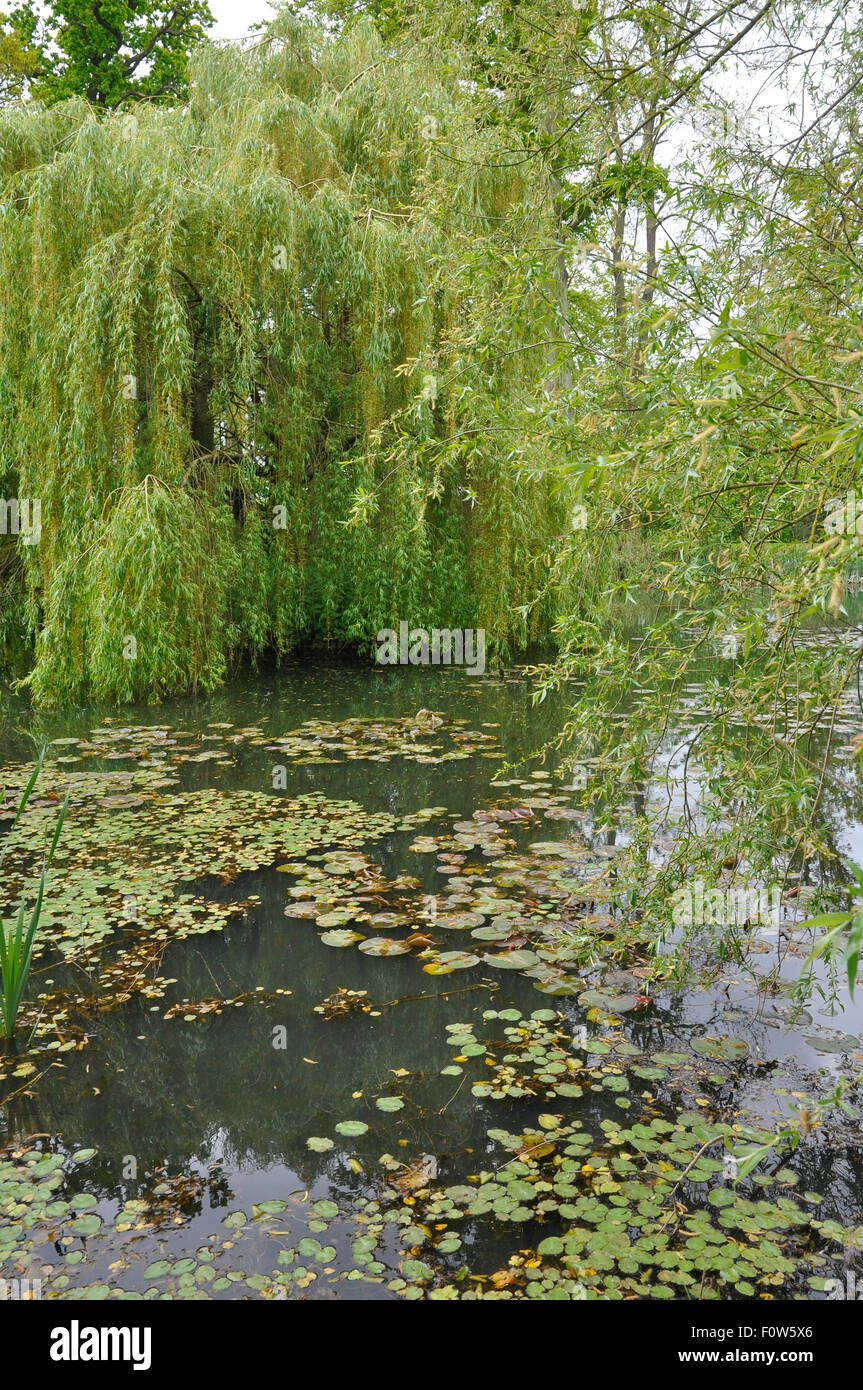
0;656;862;1301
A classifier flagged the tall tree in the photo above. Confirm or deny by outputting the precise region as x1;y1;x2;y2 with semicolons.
0;13;570;702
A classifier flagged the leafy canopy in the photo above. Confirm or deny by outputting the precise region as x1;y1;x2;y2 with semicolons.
8;0;214;105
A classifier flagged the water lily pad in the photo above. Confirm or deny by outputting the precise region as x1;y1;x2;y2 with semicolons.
69;1214;102;1236
423;951;481;974
358;937;412;956
690;1036;749;1061
483;950;540;969
437;912;485;930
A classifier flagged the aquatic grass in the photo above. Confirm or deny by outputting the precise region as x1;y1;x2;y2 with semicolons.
0;749;68;1038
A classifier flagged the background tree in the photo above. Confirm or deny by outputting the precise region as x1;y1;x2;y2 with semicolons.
0;9;38;101
8;0;214;106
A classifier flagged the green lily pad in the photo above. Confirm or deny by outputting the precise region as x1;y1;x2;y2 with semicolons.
483;950;540;969
358;937;412;956
70;1214;102;1236
321;929;366;947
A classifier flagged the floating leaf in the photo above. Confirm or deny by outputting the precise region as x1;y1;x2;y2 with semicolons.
358;937;412;957
320;929;366;947
483;950;539;969
69;1214;101;1236
423;951;480;975
690;1036;749;1061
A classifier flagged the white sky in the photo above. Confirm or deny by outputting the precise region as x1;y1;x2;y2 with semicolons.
209;0;281;42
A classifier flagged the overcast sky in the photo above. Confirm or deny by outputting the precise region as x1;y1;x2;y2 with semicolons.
209;0;281;42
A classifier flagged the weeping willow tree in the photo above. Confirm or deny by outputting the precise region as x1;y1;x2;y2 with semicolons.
0;13;575;704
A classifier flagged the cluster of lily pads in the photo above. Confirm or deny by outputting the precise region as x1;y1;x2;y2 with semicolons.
321;1007;863;1300
0;752;409;1080
283;786;641;992
261;712;504;765
0;1142;334;1299
1;1000;860;1300
1;717;618;1040
21;712;501;774
0;713;506;1088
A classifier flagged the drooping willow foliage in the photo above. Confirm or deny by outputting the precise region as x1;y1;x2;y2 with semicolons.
0;14;572;704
